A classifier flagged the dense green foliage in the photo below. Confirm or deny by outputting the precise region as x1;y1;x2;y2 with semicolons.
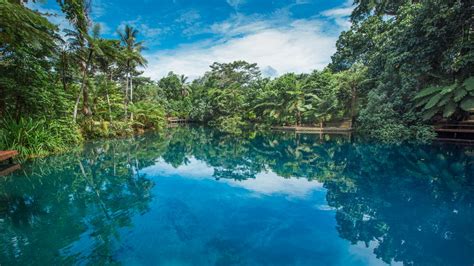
0;117;82;157
0;0;165;156
331;0;473;140
165;62;356;133
1;0;473;156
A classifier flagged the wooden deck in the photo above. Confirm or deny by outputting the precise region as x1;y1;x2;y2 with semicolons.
271;126;353;134
167;117;188;124
271;119;353;135
0;150;18;163
435;120;474;143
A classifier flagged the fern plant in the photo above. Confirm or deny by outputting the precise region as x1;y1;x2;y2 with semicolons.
414;77;474;120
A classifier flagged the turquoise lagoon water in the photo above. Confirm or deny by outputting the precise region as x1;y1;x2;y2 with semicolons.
1;127;473;265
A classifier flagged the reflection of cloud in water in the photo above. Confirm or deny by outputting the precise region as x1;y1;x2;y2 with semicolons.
144;157;324;198
314;204;336;211
349;241;403;266
223;171;324;198
143;157;214;178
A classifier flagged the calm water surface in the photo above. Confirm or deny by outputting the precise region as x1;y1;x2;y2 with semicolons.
1;127;473;265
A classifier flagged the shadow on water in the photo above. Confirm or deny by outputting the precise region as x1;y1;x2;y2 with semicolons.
0;126;473;265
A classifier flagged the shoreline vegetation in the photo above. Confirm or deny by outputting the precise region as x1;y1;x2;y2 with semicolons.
1;0;473;158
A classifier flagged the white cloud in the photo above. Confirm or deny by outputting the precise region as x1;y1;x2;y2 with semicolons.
142;157;214;178
321;6;353;17
223;170;324;198
320;0;354;29
227;0;246;9
138;1;356;80
143;17;338;80
91;0;107;19
119;17;167;39
175;9;201;26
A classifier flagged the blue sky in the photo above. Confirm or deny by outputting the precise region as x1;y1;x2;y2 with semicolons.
32;0;354;79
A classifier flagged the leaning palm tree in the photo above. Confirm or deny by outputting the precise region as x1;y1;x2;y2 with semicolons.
118;25;147;121
57;0;98;121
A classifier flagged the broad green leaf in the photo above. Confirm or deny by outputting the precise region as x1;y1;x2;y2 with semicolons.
436;95;450;107
422;107;440;120
443;101;456;118
415;97;430;108
454;88;467;102
414;86;442;99
460;97;474;111
440;84;456;95
424;93;443;110
463;77;474;91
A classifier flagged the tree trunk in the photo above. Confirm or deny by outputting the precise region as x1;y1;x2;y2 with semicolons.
130;74;134;121
350;86;357;126
82;50;93;116
83;83;92;116
124;72;129;119
296;110;301;126
73;88;82;123
105;73;113;123
74;50;93;122
61;51;68;91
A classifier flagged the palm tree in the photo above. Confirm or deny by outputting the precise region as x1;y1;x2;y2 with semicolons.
285;80;312;126
66;26;103;122
118;25;147;121
94;26;121;123
57;0;95;121
179;75;190;97
335;66;369;124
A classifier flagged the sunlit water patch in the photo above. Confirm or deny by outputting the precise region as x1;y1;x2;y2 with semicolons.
1;127;473;265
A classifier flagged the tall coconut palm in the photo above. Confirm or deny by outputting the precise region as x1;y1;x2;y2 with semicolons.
57;0;94;121
118;25;147;121
179;75;190;96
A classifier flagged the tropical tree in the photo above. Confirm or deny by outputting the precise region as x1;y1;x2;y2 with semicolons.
93;25;121;122
118;25;147;121
57;0;94;120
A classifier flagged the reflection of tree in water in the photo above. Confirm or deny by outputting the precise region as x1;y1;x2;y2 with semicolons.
1;126;473;265
163;127;264;181
160;127;474;265
161;126;348;181
0;136;161;265
325;144;474;266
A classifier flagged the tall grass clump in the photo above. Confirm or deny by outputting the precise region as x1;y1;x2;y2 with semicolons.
0;117;83;158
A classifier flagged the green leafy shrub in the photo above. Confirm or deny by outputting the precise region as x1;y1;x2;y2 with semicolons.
414;77;474;120
357;91;435;143
129;102;166;130
80;119;135;139
0;117;83;158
